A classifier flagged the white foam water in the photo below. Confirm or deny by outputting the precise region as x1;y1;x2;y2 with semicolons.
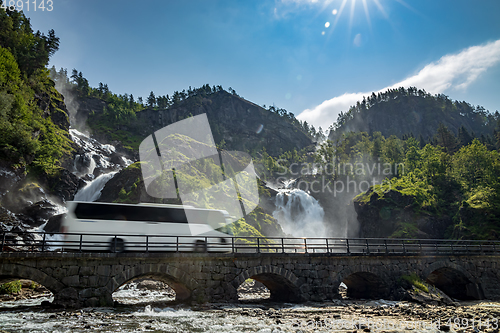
273;188;325;237
74;171;118;202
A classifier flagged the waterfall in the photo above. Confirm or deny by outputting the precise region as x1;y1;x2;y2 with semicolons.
70;129;132;176
273;189;325;237
69;128;132;202
74;171;118;202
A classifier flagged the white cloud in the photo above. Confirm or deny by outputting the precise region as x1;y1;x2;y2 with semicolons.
353;33;362;47
298;39;500;130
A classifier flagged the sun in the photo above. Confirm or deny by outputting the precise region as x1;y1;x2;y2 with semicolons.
327;0;385;35
323;0;412;37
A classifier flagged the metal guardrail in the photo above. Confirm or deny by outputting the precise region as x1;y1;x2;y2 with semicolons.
1;231;500;256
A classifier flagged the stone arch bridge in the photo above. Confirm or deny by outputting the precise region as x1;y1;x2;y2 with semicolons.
1;252;499;308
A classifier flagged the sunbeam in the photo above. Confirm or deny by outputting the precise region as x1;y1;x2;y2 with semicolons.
330;0;348;33
361;0;372;31
348;0;357;37
373;0;388;19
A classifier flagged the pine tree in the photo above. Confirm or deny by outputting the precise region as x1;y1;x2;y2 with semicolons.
147;91;156;108
435;123;457;153
457;126;473;147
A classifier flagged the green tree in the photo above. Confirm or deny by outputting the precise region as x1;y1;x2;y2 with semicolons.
435;123;457;154
147;91;156;108
452;139;499;190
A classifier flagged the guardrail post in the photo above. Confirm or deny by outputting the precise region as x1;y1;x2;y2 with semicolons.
146;236;149;253
30;233;35;252
480;242;483;254
41;233;46;252
114;236;117;253
326;239;329;253
304;238;307;253
1;232;5;252
176;236;179;252
281;238;284;253
346;239;350;255
384;239;388;255
232;237;235;253
466;242;469;254
435;241;438;254
79;234;83;252
402;241;406;255
365;239;370;255
419;240;422;253
257;238;260;253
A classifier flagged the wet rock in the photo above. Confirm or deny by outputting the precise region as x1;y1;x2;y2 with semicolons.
0;207;21;229
0;165;24;198
43;169;79;202
44;213;66;234
136;279;168;291
18;200;59;227
392;280;455;306
2;182;47;213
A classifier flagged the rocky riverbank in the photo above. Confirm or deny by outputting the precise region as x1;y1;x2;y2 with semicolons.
0;280;51;303
1;278;500;332
3;299;499;333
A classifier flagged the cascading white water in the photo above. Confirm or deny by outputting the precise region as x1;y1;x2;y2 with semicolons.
69;128;133;202
74;171;118;202
73;152;96;176
273;189;325;237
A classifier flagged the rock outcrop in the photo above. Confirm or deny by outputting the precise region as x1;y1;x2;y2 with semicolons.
353;189;453;239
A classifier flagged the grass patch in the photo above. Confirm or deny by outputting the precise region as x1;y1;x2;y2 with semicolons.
401;273;429;293
0;280;22;294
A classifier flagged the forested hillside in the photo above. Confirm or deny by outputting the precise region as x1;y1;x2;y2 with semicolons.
0;9;73;178
312;125;500;240
329;87;499;142
49;68;319;157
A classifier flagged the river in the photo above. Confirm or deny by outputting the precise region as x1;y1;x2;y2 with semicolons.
1;284;499;333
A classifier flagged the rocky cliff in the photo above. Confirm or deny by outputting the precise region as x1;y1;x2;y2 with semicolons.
353;188;454;239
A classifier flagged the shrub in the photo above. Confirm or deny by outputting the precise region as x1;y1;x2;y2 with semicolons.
401;273;429;293
0;280;22;294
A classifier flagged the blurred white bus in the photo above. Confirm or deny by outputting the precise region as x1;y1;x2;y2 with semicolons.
61;201;233;252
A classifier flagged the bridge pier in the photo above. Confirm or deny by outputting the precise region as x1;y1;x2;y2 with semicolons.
1;252;499;308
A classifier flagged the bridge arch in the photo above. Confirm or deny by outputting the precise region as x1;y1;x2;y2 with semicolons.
423;261;483;300
0;263;64;295
107;264;196;301
232;265;302;302
334;266;390;299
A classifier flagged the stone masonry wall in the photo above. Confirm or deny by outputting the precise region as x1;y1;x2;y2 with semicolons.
0;252;499;308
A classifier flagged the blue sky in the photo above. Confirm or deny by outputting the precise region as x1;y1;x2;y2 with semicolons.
23;0;500;131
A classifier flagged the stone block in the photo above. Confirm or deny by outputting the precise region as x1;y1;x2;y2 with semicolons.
52;267;67;279
212;274;224;281
318;270;329;279
191;272;210;280
80;276;89;287
62;275;79;287
67;266;79;276
89;275;99;287
224;273;236;282
261;257;271;266
235;260;247;269
97;265;111;277
110;265;123;276
79;288;94;298
79;266;94;276
206;280;221;288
